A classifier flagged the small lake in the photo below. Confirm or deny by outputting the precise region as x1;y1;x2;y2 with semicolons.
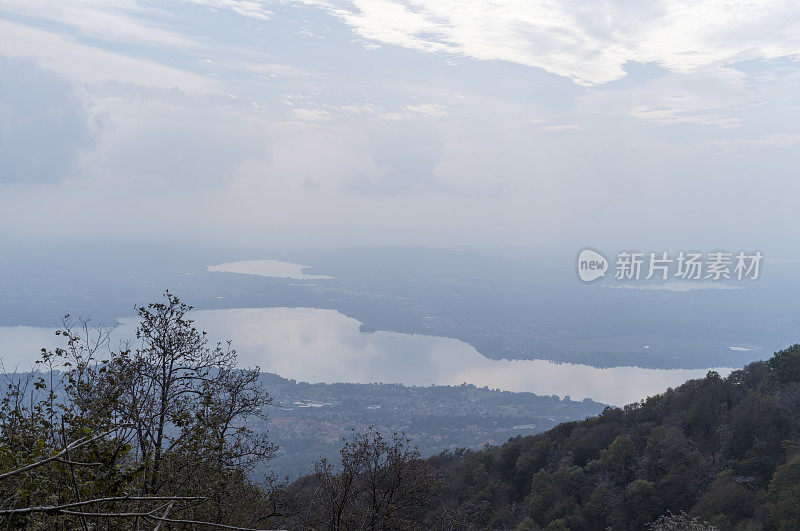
207;259;333;280
0;307;731;406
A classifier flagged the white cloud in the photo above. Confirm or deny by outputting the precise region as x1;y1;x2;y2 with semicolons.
293;107;332;120
0;20;219;92
404;103;447;118
541;124;580;132
378;103;448;120
305;0;800;85
0;0;204;49
708;134;800;149
337;103;379;114
0;0;274;35
580;67;756;127
631;102;743;128
182;0;273;20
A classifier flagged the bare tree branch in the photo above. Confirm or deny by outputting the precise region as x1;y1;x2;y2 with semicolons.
0;424;132;480
0;496;205;515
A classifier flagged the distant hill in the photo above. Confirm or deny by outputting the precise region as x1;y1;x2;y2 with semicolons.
402;345;800;529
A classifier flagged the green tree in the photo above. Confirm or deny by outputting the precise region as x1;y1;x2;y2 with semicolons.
767;453;800;530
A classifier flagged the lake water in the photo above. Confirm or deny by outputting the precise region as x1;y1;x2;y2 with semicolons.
207;259;333;280
0;307;731;406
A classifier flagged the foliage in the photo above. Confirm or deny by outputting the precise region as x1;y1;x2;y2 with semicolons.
0;292;283;529
393;345;800;529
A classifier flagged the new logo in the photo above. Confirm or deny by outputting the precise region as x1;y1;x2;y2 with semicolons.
578;249;608;282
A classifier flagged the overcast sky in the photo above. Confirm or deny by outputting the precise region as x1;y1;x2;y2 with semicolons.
1;1;799;253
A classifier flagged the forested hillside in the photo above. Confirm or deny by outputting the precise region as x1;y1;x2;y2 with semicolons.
409;345;800;529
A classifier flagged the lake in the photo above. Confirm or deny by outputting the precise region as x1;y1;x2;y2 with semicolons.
0;306;731;406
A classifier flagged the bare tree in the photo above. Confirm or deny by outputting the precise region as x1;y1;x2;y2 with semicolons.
122;292;237;494
310;427;439;530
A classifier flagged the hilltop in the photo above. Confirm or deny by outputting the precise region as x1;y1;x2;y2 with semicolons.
394;345;800;529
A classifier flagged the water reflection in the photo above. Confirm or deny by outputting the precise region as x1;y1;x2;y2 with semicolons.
207;260;332;280
1;307;731;406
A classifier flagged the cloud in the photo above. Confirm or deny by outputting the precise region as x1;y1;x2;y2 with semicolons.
0;20;219;92
404;103;447;118
0;0;798;253
0;0;204;49
79;95;269;185
379;103;448;120
0;0;272;45
0;57;99;183
293;107;332;121
541;124;580;132
182;0;273;20
631;105;742;128
305;0;800;85
579;67;757;128
708;134;800;150
345;122;444;194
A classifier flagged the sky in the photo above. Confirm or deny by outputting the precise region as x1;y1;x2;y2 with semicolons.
1;0;799;253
